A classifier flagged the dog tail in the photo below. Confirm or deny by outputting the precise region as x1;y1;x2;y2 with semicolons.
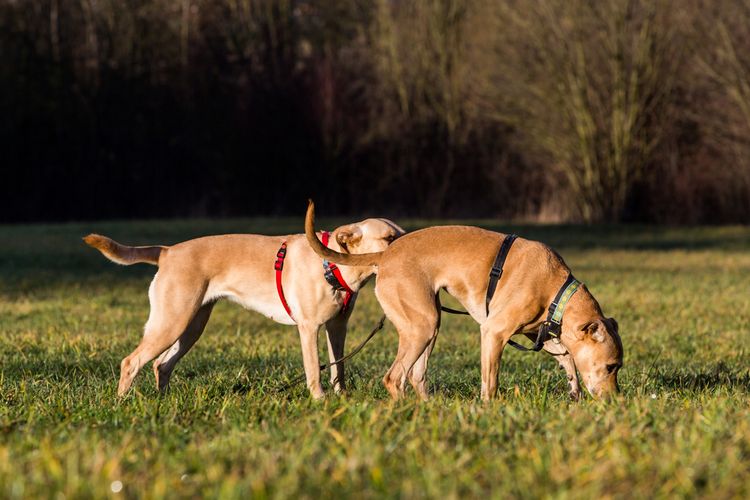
305;200;382;267
83;234;165;266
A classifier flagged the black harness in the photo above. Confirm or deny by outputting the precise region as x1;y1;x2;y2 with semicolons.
442;234;582;353
486;234;518;315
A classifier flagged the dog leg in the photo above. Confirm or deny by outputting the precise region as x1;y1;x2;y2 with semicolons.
479;327;506;401
538;337;581;401
408;330;438;401
382;315;437;400
376;276;439;400
480;314;526;401
117;274;205;396
382;328;434;400
325;314;348;394
152;302;214;392
297;322;325;400
407;294;441;401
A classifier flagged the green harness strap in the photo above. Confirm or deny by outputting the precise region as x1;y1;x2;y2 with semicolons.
508;273;581;352
547;275;581;336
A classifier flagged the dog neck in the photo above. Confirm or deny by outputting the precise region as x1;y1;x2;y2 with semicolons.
324;238;377;292
338;264;377;292
559;286;605;345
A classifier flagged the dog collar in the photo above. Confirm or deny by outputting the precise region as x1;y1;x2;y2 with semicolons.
545;274;581;337
514;274;581;352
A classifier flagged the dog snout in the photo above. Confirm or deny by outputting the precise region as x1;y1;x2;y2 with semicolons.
592;377;619;399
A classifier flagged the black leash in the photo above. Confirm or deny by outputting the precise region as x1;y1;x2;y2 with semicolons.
440;305;470;315
275;315;387;393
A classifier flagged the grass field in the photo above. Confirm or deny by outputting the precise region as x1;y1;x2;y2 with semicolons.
1;219;749;498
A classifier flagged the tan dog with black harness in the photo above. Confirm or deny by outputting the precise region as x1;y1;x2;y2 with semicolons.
305;202;623;401
84;217;404;399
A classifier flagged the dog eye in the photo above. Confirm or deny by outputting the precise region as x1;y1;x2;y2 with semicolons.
606;363;620;374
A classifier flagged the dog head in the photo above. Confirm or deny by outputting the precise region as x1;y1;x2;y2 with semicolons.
332;218;405;255
565;317;623;399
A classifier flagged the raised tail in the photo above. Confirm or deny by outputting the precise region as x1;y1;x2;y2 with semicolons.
83;234;165;266
305;200;382;267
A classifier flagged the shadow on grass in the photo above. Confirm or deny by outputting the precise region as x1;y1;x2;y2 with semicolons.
655;363;750;392
0;350;314;396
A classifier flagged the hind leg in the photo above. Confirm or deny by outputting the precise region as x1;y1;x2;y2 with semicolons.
383;330;435;400
118;273;206;396
153;302;214;392
377;279;439;400
408;295;441;400
408;331;438;401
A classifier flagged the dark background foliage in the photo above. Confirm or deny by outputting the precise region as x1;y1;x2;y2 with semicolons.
2;0;749;223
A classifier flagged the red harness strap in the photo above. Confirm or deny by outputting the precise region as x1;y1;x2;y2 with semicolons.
274;242;294;321
321;231;355;311
274;233;356;322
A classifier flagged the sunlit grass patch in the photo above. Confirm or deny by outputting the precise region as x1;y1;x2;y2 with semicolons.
1;220;749;498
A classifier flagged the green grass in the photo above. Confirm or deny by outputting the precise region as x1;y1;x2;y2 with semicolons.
1;218;749;498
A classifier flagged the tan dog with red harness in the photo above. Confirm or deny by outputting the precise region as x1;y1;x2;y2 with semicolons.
305;202;623;401
84;218;404;399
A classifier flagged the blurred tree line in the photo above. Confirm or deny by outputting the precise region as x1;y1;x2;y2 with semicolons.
2;0;750;223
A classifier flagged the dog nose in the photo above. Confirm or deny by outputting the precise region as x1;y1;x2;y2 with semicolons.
596;379;619;399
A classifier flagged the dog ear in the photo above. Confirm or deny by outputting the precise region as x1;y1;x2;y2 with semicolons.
607;317;619;333
580;319;606;343
335;226;362;252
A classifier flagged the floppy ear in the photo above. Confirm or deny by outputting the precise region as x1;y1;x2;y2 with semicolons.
580;319;607;343
335;225;363;251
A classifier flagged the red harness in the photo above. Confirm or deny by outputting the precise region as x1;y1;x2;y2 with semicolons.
274;231;354;322
274;242;294;320
320;231;355;311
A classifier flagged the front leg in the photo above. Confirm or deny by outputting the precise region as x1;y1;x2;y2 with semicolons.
480;326;507;401
297;322;325;400
325;314;348;393
480;309;527;401
542;338;581;401
480;321;517;401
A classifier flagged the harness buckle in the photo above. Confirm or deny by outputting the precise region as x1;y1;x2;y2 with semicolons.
489;266;502;279
323;267;344;291
274;244;287;271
